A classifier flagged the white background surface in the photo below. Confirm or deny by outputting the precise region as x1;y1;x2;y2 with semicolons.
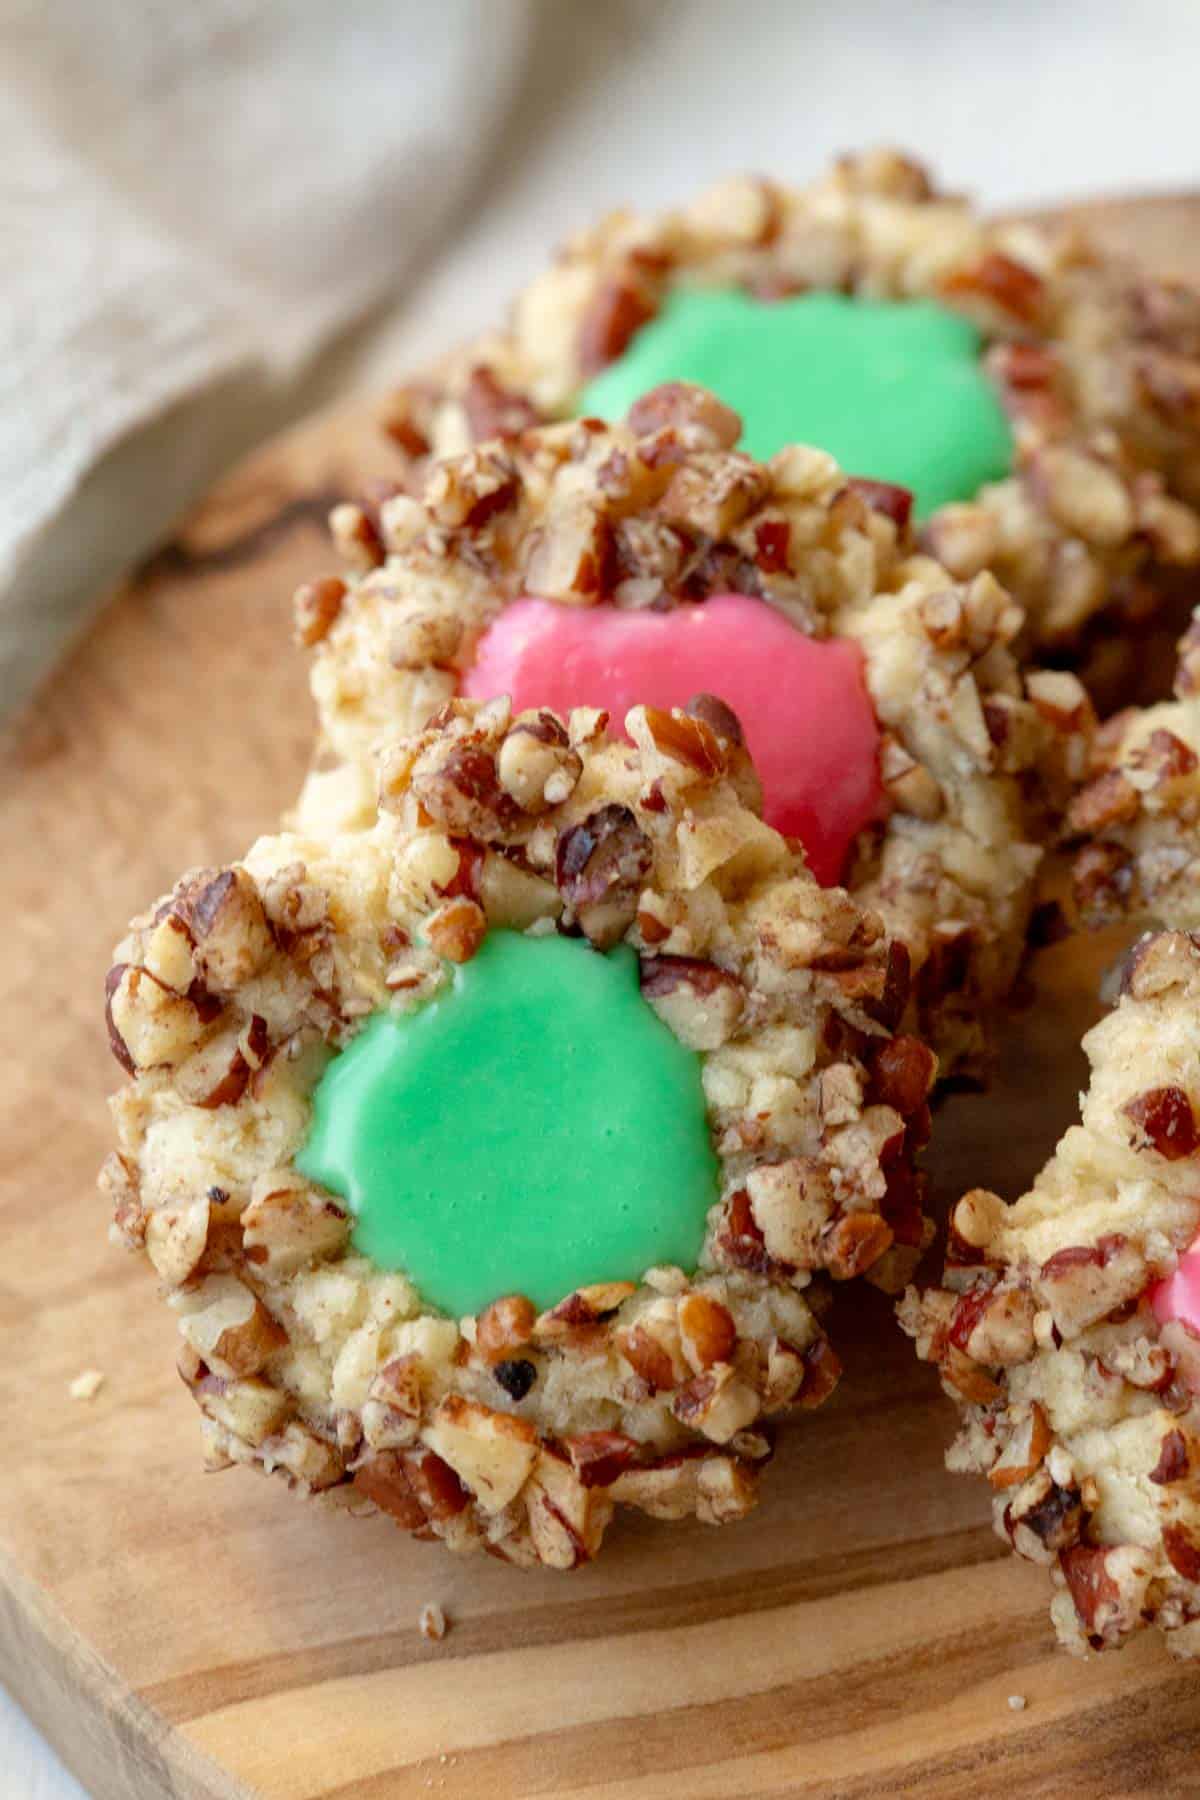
6;0;1200;1793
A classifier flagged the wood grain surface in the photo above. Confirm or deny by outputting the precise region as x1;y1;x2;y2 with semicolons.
4;196;1200;1800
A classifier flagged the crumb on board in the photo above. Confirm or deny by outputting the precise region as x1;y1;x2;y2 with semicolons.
69;1369;105;1401
1007;1694;1028;1712
419;1601;448;1642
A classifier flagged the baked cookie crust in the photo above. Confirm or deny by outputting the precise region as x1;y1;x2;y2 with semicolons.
377;149;1200;655
1070;611;1200;929
103;697;935;1568
297;388;1090;1079
900;929;1200;1657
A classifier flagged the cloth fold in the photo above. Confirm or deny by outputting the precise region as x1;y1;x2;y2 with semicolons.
0;0;533;713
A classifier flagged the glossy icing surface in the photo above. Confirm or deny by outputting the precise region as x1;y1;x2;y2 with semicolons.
577;288;1014;517
297;931;720;1316
462;591;882;885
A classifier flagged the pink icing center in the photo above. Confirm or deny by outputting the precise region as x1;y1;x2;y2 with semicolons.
461;592;883;886
1152;1237;1200;1339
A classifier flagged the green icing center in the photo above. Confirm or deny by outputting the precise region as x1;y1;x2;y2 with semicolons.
577;288;1014;519
296;931;720;1316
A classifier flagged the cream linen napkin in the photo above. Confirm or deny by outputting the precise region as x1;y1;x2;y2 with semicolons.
0;0;532;716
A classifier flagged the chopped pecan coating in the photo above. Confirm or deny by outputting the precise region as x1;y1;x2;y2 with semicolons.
900;928;1200;1657
106;699;932;1569
371;149;1200;653
300;387;1089;1079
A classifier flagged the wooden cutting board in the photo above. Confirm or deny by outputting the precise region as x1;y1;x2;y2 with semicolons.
5;195;1200;1800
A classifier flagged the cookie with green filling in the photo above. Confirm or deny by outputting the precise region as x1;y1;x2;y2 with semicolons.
103;696;936;1567
378;148;1200;658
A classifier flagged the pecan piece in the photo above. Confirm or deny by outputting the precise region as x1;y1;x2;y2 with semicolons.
988;1402;1053;1491
1060;1543;1149;1647
555;804;653;948
293;576;347;648
1005;1469;1084;1564
640;955;744;1050
361;1357;423;1451
671;1363;760;1443
534;1281;635;1344
1037;1233;1145;1333
941;251;1044;323
562;1431;640;1489
177;868;274;992
868;1034;936;1117
412;744;519;841
425;446;518;531
330;501;384;571
463;365;539;442
1126;726;1198;788
745;1158;835;1268
105;963;206;1072
424;896;487;963
1149;1428;1191;1485
497;710;582;812
579;273;658;377
1162;1524;1200;1582
175;1275;286;1379
175;1016;268;1109
616;1323;679;1393
1072;841;1132;923
821;1212;894;1280
525;1449;613;1568
423;1396;538;1513
476;1294;536;1363
641;706;726;777
1123;1086;1198;1160
685;692;745;746
626;382;741;450
677;1293;737;1373
845;478;913;531
795;1335;843;1409
241;1171;349;1273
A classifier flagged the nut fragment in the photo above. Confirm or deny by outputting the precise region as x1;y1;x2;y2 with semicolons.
671;1363;760;1443
145;1196;211;1287
241;1172;350;1274
677;1294;737;1373
525;1449;612;1568
418;1601;448;1642
555;804;653;948
423;1396;538;1513
464;365;538;442
178;869;274;992
175;1276;286;1380
626;382;742;450
106;965;205;1072
424;897;487;963
745;1159;834;1267
1123;1086;1198;1161
362;1357;423;1450
640;956;744;1050
579;273;658;376
476;1294;536;1363
412;744;519;841
293;577;348;647
497;712;582;812
641;707;726;777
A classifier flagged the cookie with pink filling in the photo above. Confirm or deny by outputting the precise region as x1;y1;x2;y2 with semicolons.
296;387;1089;1079
901;928;1200;1658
